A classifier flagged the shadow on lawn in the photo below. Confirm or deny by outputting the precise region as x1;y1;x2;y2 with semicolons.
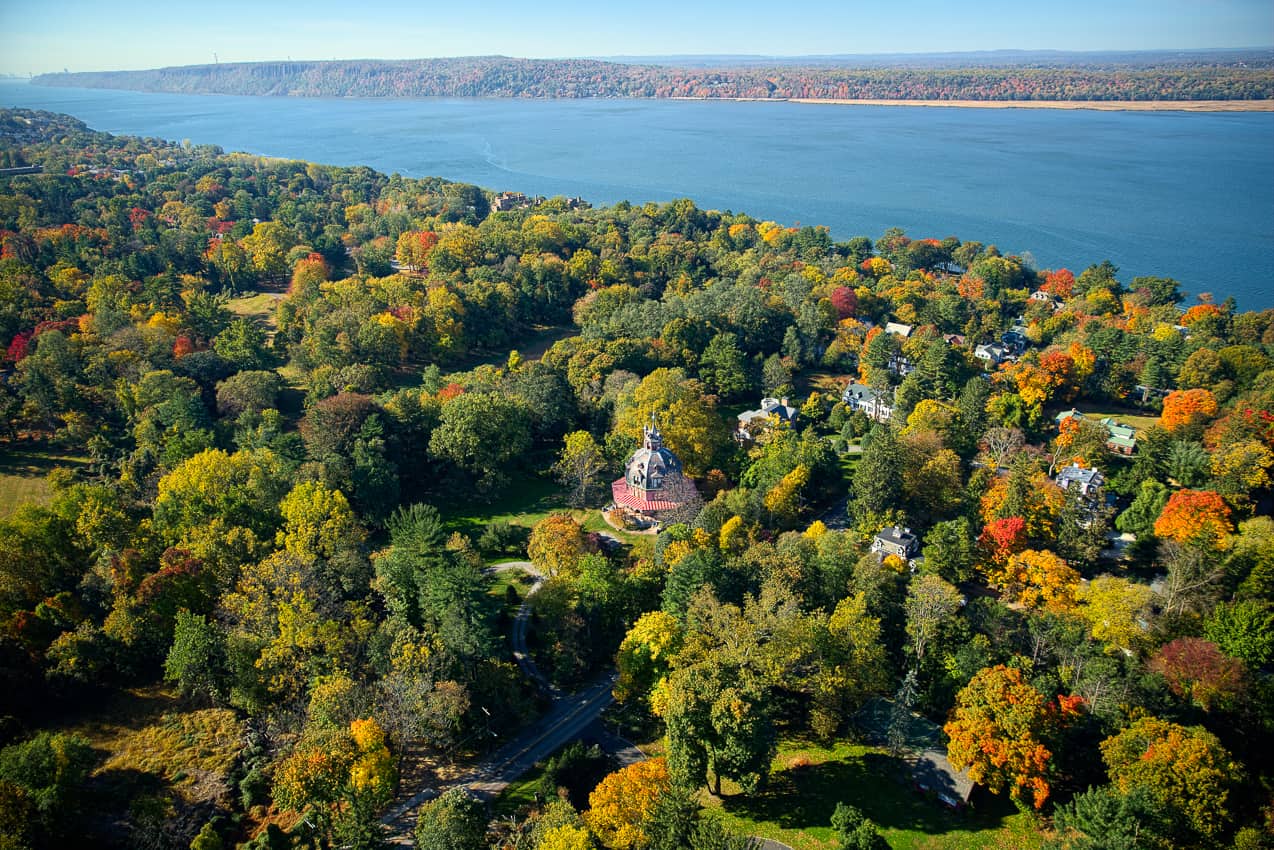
722;751;1016;838
0;447;88;478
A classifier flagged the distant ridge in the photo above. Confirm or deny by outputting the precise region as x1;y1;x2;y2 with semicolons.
32;53;1274;101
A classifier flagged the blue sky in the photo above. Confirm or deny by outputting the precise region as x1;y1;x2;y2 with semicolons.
2;0;1272;74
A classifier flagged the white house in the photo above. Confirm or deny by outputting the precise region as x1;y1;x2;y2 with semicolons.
841;381;894;422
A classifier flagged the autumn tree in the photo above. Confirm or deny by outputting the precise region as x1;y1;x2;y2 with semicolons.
1160;388;1218;436
1153;489;1232;549
1149;637;1246;712
614;611;684;708
1075;576;1154;655
528;514;596;579
614;368;730;475
584;757;671;850
554;430;608;507
987;549;1080;611
1100;717;1238;842
944;664;1053;810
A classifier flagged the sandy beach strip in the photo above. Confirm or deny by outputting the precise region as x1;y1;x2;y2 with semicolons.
783;98;1274;112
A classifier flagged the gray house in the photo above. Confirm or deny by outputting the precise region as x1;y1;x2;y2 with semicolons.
872;526;920;559
1055;462;1105;497
736;397;799;441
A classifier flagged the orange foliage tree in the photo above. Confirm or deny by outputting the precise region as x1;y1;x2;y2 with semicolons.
944;665;1053;810
1160;388;1218;435
1041;268;1075;298
1153;489;1233;548
1180;303;1225;326
978;516;1028;565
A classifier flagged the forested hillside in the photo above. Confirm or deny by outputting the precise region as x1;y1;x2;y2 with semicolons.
32;55;1274;101
1;108;1272;850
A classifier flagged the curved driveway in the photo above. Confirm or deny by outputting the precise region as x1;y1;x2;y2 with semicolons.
382;561;618;843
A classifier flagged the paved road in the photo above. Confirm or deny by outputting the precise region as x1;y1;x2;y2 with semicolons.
489;561;553;695
381;561;621;844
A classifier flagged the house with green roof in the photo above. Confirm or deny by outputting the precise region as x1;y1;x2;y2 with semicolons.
1054;409;1138;455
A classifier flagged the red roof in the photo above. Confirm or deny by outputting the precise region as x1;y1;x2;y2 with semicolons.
612;478;684;513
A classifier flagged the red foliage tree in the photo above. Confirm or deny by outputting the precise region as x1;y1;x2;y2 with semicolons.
1150;637;1245;711
5;331;31;364
979;516;1029;564
829;286;858;319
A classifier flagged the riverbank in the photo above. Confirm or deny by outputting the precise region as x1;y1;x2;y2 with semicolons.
785;98;1274;112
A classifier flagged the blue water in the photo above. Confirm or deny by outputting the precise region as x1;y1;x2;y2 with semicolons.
3;81;1272;309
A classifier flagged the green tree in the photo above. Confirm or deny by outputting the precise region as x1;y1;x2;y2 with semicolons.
1115;480;1170;540
699;332;752;399
830;802;888;850
1204;599;1274;667
429;391;533;493
213;318;274;370
554;430;608;507
665;662;775;796
165;611;226;704
0;732;96;835
414;788;488;850
1048;785;1170;850
849;425;904;527
920;518;977;583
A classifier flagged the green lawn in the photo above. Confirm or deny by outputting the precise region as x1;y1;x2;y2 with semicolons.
0;447;90;517
439;469;645;547
1078;408;1159;435
225;290;283;329
439;473;573;536
493;762;549;818
709;739;1043;850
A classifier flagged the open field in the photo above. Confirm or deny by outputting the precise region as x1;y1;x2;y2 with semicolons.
0;447;90;517
710;739;1043;850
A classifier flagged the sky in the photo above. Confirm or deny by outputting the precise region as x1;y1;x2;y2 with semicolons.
2;0;1272;75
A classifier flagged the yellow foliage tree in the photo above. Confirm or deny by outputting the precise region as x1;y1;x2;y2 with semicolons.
989;549;1080;611
538;824;595;850
614;611;684;707
584;758;671;850
1076;576;1154;655
763;463;810;526
528;514;593;579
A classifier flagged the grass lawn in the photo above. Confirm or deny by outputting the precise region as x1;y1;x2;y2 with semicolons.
0;446;90;517
225;290;283;329
709;739;1043;850
492;761;548;817
1078;408;1160;435
440;470;646;548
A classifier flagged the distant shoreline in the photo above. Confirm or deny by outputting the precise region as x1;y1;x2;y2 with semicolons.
778;98;1274;112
